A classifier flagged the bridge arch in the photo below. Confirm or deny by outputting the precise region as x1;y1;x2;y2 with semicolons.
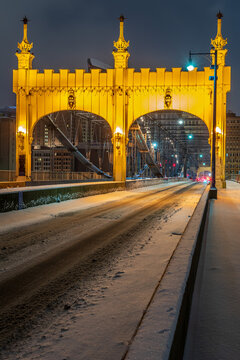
29;110;113;179
127;109;210;179
129;108;209;132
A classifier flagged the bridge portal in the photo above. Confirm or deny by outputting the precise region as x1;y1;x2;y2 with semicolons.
13;14;230;187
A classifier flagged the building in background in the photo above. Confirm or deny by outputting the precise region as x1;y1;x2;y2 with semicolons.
0;107;16;180
225;112;240;178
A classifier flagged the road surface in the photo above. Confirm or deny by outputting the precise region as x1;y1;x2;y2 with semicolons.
0;181;205;360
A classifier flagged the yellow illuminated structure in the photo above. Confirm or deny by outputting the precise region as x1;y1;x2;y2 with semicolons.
13;15;230;186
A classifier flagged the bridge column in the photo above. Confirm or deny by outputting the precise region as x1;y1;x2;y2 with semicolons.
210;12;229;189
15;93;32;181
14;17;34;182
215;124;226;188
112;75;127;182
112;130;127;182
111;16;130;182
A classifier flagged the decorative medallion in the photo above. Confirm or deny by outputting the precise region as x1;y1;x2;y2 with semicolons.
68;89;76;109
164;88;172;109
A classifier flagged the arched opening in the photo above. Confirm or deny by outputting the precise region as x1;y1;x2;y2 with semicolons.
127;110;210;180
31;111;113;182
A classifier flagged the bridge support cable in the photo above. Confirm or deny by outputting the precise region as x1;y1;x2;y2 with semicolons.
130;124;163;178
46;116;112;179
133;164;149;178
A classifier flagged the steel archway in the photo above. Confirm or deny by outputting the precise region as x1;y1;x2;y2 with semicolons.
13;15;230;187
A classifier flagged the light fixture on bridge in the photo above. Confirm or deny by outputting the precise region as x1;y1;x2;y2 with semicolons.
199;154;203;158
178;119;184;125
18;126;26;134
17;126;26;151
114;127;123;154
152;142;157;148
188;134;193;139
216;126;222;134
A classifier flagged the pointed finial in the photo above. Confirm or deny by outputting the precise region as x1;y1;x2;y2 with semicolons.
211;11;227;50
113;14;129;52
112;14;130;68
17;16;33;53
22;16;29;24
16;16;34;69
210;11;228;66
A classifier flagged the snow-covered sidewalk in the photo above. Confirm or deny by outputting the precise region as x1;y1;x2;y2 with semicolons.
184;180;240;359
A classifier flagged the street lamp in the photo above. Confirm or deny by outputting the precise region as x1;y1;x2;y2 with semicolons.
187;48;218;199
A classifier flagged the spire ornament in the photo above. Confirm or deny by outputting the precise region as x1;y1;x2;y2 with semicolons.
211;11;227;50
16;17;35;69
112;15;130;69
210;12;227;66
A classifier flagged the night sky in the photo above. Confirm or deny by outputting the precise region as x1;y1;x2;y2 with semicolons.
1;0;239;113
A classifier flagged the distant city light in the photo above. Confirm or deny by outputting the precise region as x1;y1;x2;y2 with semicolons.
152;142;157;148
203;162;206;166
188;134;193;139
199;154;203;158
178;119;184;125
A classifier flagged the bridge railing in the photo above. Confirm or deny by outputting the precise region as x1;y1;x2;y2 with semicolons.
31;171;109;182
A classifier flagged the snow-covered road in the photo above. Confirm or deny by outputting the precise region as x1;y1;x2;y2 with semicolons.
0;181;205;360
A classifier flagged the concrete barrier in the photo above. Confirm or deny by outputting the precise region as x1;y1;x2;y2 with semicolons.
0;181;126;212
0;178;185;213
125;186;209;360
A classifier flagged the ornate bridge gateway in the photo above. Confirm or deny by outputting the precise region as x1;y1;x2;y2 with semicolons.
13;15;230;186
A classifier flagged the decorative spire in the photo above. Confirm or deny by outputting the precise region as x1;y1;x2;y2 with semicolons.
112;15;130;69
210;12;227;66
211;11;227;50
16;16;35;69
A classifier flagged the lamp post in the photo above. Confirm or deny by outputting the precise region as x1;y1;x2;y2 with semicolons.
187;49;218;199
